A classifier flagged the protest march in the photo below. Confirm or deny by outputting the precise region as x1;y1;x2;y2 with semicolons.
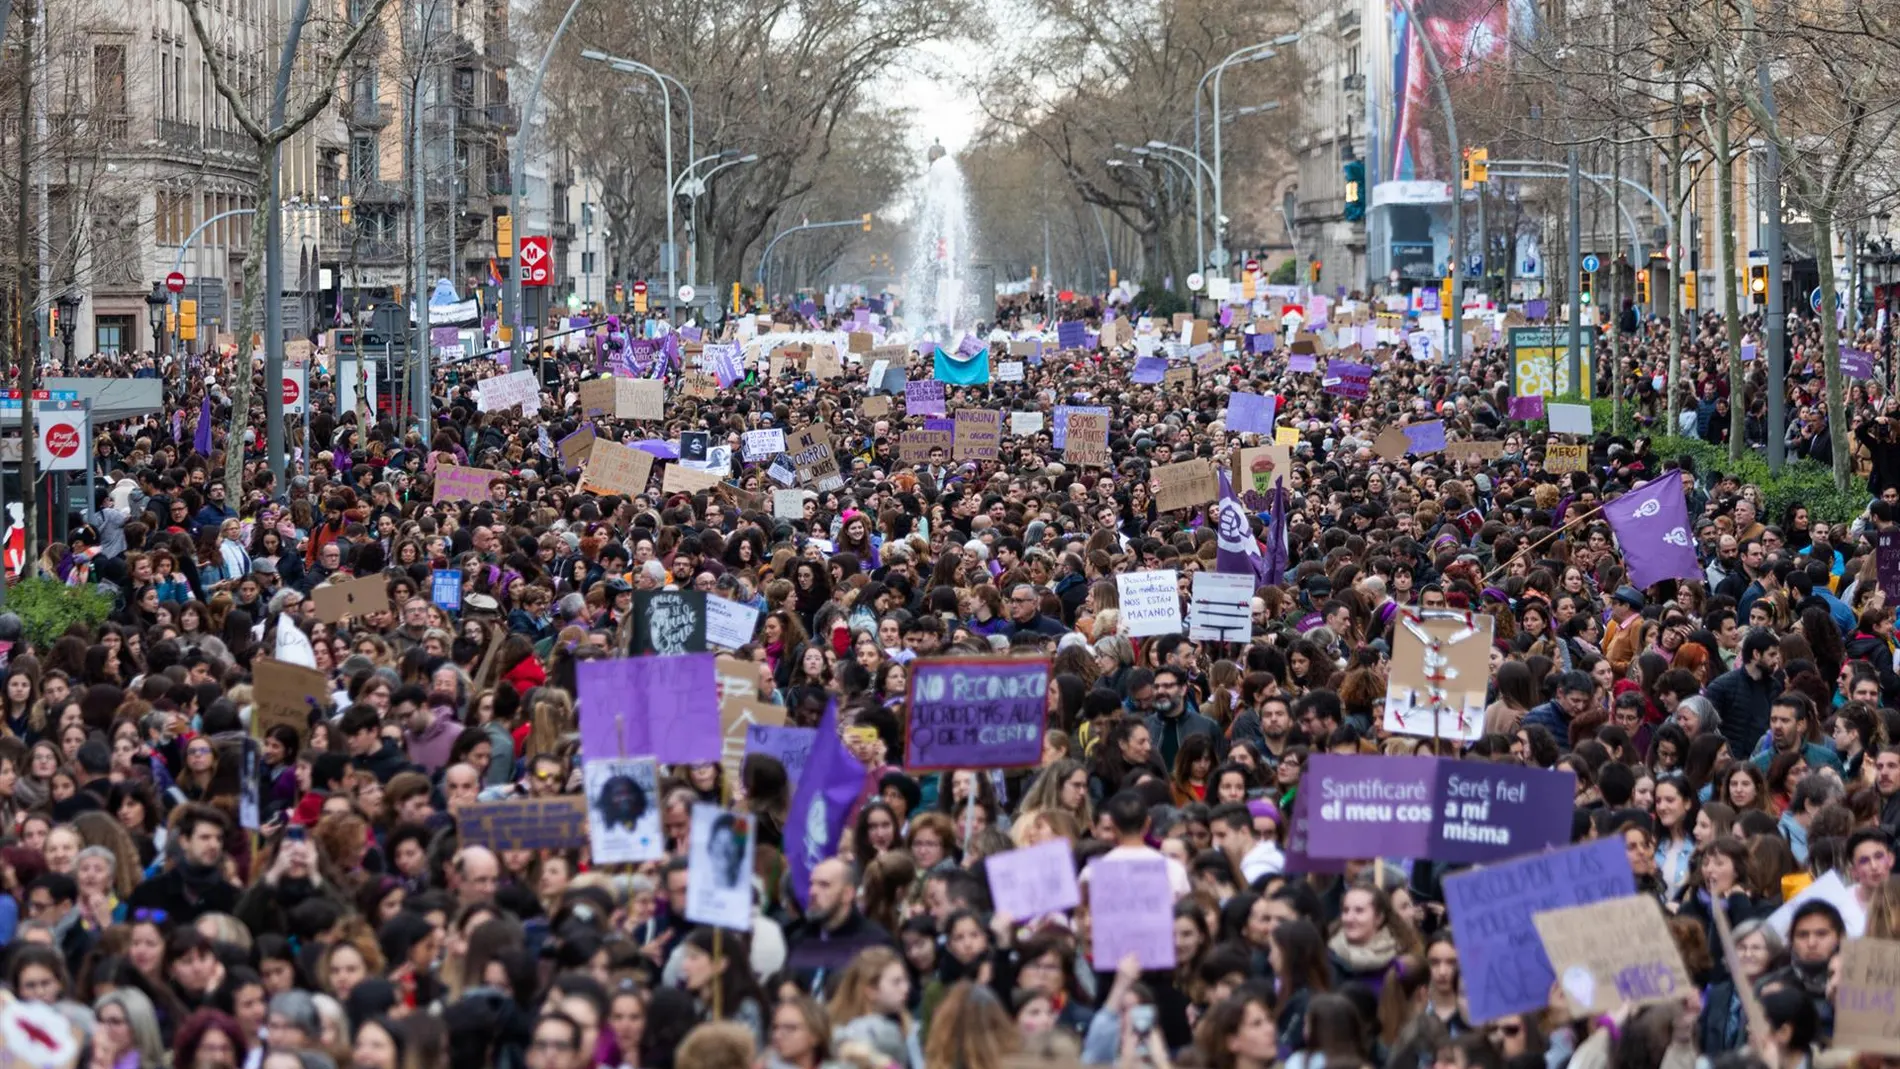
3;281;1900;1069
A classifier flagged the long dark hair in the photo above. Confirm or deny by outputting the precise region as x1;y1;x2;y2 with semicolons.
1269;919;1331;1003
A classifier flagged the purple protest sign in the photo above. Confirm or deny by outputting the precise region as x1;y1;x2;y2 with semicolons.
986;840;1081;920
1324;361;1373;400
578;655;719;763
1219;306;1235;328
904;658;1049;771
1443;837;1635;1023
957;334;986;358
1289;354;1317;373
1403;420;1447;454
1226;392;1278;434
922;418;955;434
1302;755;1576;863
906;379;947;416
1842;347;1875;381
1284;784;1347;875
1878;531;1900;601
1248;332;1275;354
1524;299;1550;320
1132;357;1169;384
679;325;703;343
1057;320;1088;350
1508;395;1546;420
1420;288;1441;313
1086;854;1176;970
430;327;459;349
744;724;816;785
1741;342;1758;362
853;307;871;330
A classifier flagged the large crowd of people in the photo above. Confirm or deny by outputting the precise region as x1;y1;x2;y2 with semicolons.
0;290;1894;1069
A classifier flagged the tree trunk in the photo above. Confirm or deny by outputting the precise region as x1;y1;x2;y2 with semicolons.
14;0;38;579
224;148;273;502
1814;208;1851;489
1717;102;1745;458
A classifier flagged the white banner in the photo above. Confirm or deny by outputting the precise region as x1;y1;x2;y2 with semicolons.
477;370;540;414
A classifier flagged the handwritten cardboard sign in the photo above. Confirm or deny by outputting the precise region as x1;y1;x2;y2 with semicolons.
662;463;724;495
252;657;328;743
1532;895;1692;1014
899;428;953;464
953;409;1001;462
433;464;509;504
1063;412;1109;467
579;441;656;497
1544;444;1589;473
559;426;597;471
311;574;391;624
579;376;618;418
786;425;842;490
987;840;1080;920
619;379;665;421
1152;458;1217;513
1836;938;1900;1054
456;795;591;851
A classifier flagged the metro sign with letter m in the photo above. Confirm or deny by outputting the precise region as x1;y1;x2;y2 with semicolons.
520;236;552;287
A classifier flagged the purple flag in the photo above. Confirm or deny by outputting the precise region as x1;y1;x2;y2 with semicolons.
1603;473;1701;590
1215;468;1270;586
786;699;866;907
194;394;213;456
1524;299;1549;320
170;409;182;443
1262;477;1289;586
1508;395;1546;420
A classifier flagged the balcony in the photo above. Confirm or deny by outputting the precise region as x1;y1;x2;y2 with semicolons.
48;113;129;146
485;174;512;196
352;179;408;204
348;98;390;128
208;127;253;156
156;117;200;148
485;104;518;133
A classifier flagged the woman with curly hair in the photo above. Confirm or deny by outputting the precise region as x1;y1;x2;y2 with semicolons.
1017;759;1092;831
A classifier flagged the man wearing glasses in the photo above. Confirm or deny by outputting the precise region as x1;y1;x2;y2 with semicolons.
528;1013;587;1069
1004;584;1063;639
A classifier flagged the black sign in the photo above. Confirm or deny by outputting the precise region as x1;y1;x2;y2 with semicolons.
631;590;708;656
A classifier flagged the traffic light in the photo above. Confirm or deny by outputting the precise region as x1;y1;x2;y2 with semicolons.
1343;159;1366;221
339;195;352;226
179;299;198;341
1460;147;1489;191
1440;268;1453;321
1636;269;1650;305
1683;272;1699;309
1749;264;1769;304
861;213;873;232
1579;273;1594;306
1309;260;1322;284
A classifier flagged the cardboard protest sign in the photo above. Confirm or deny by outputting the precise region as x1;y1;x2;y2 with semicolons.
808;344;843;379
1302;754;1576;863
620;379;666;420
719;696;784;783
1163;366;1193;392
786;425;843;491
1383;610;1496;742
559;426;597;472
898;428;953;464
577;653;719;762
1236;446;1294;498
1372;426;1412;462
631;590;709;656
1544;444;1589;473
997;361;1026;382
1189;571;1254;642
662;463;724;495
682;371;720;398
579;441;656;497
1117;570;1182;637
1443;837;1636;1023
583;758;664;864
1152;458;1217;513
1087;855;1176;970
1009;411;1045;437
434;464;508;503
311;574;391;624
903;657;1049;771
1051;405;1110;449
1533;895;1692;1014
952;409;1001;462
848;331;875;353
579;377;618;418
1835;938;1900;1054
456;795;590;851
1456;439;1508;461
862;395;891;417
1062;412;1110;467
252;657;328;742
686;803;756;929
773;489;810;519
987;840;1081;920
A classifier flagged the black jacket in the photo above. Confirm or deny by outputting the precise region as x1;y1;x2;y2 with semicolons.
1705;666;1777;759
125;864;241;926
784;908;896;992
353;740;413;784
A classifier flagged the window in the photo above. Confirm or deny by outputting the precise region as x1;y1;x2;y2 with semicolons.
581;251;595;274
351;136;377;188
96;317;130;356
94;45;126;113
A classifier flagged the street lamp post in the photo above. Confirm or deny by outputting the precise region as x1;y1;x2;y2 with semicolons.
506;0;591;367
1207;35;1298;268
757;217;872;294
145;282;169;358
54;292;80;365
580;51;677;321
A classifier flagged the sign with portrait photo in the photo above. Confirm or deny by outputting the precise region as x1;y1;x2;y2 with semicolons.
583;757;664;864
686;803;756;930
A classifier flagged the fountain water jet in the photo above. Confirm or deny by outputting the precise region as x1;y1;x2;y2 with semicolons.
902;141;974;338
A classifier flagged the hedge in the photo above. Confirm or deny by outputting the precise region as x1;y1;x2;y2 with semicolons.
5;577;114;649
1650;435;1868;526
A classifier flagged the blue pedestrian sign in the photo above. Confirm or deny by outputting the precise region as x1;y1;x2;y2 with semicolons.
1581;255;1601;274
1810;288;1844;313
431;569;463;612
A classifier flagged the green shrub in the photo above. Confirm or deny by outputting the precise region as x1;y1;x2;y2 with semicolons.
4;577;114;651
1651;436;1866;526
1136;282;1188;321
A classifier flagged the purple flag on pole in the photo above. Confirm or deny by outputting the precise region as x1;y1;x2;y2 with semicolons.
786;699;866;907
194;394;213;456
1603;473;1701;590
1262;477;1289;586
1215;468;1270;586
170;409;182;444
